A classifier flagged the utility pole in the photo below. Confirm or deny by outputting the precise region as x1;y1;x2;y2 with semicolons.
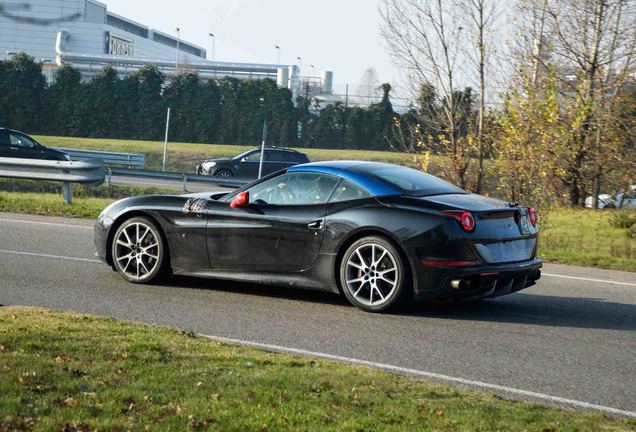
258;120;268;179
162;107;171;171
208;33;215;61
175;27;181;71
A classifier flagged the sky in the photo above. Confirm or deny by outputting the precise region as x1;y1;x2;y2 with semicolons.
100;0;401;95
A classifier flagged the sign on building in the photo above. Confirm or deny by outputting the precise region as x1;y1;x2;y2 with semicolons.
106;32;134;57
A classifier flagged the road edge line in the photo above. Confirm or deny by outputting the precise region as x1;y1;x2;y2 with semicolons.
543;273;636;287
200;334;636;419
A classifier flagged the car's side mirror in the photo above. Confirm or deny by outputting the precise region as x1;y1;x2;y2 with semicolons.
230;191;249;209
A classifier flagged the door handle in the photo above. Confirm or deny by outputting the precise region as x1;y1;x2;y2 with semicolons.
308;219;323;229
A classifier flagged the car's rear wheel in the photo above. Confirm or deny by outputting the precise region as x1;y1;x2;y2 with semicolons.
112;217;166;284
214;169;234;178
340;236;407;312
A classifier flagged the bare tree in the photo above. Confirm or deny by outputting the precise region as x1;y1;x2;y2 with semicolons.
457;0;501;193
545;0;636;205
356;67;381;106
507;0;636;206
381;0;474;188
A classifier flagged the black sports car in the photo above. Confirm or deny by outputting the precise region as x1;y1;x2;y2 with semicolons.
0;128;70;161
196;147;310;178
95;161;542;312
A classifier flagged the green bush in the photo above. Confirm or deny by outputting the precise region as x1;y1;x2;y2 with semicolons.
608;210;636;229
628;224;636;239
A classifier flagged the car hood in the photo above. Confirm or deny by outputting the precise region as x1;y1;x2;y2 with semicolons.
199;157;232;164
46;148;71;160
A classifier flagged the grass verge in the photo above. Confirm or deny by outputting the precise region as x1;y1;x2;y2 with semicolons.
541;209;636;272
0;180;174;219
1;307;633;431
34;135;417;174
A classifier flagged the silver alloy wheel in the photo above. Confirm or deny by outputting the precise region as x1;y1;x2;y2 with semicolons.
114;221;161;281
344;243;399;307
216;169;232;178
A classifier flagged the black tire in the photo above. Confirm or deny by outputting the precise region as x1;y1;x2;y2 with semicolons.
111;216;167;284
339;236;409;312
214;169;234;178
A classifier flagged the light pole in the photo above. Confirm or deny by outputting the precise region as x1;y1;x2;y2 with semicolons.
296;56;302;74
258;97;267;179
175;27;181;71
310;64;316;76
208;33;215;61
274;45;281;64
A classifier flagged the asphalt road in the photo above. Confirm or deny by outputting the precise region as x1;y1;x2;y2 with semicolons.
0;212;634;416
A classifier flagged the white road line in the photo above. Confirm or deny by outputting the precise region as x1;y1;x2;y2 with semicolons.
0;249;101;264
201;334;636;418
543;273;636;287
0;218;92;229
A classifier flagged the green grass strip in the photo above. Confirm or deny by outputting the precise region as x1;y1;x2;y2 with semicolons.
1;307;634;431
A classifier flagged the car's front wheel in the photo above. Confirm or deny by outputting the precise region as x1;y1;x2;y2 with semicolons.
340;236;408;312
112;217;166;284
214;169;234;178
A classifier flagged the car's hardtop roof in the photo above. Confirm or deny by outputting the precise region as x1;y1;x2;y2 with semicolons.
288;161;402;196
254;146;305;153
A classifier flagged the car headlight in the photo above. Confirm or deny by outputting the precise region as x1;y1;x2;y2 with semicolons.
203;161;217;168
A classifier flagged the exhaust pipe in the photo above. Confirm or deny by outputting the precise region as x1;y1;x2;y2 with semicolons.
450;279;472;290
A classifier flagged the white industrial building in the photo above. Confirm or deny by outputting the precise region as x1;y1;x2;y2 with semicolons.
0;0;335;96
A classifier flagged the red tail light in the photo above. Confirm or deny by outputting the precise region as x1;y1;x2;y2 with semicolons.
443;210;476;232
527;207;538;226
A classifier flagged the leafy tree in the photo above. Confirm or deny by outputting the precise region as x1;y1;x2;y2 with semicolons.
0;53;46;132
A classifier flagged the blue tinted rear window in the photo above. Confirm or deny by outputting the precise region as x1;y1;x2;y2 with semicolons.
352;164;465;196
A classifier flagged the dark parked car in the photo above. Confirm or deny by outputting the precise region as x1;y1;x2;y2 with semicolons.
95;161;542;312
0;128;70;161
196;147;310;178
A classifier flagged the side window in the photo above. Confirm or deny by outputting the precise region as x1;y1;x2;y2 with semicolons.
296;153;310;163
329;179;372;203
248;172;338;206
268;150;286;162
9;133;37;148
243;151;261;162
0;131;10;146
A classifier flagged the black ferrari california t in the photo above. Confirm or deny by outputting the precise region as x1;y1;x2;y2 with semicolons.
95;161;542;312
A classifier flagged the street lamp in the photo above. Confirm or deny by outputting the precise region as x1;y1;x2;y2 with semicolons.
175;27;181;71
208;33;215;61
296;56;302;74
274;45;281;64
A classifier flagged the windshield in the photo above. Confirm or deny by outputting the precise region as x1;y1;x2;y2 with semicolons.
233;150;256;160
353;164;466;197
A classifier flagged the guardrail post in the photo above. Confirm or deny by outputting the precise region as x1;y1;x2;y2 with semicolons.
106;167;112;188
182;174;188;193
62;182;73;204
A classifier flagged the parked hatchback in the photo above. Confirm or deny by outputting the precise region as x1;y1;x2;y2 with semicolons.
0;128;70;161
196;147;310;179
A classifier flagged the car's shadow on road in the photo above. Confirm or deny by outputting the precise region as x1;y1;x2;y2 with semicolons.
161;276;635;332
401;293;636;331
166;276;349;307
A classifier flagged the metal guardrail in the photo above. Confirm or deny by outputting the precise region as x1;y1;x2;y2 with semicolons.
0;157;105;204
107;168;250;192
54;148;145;169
